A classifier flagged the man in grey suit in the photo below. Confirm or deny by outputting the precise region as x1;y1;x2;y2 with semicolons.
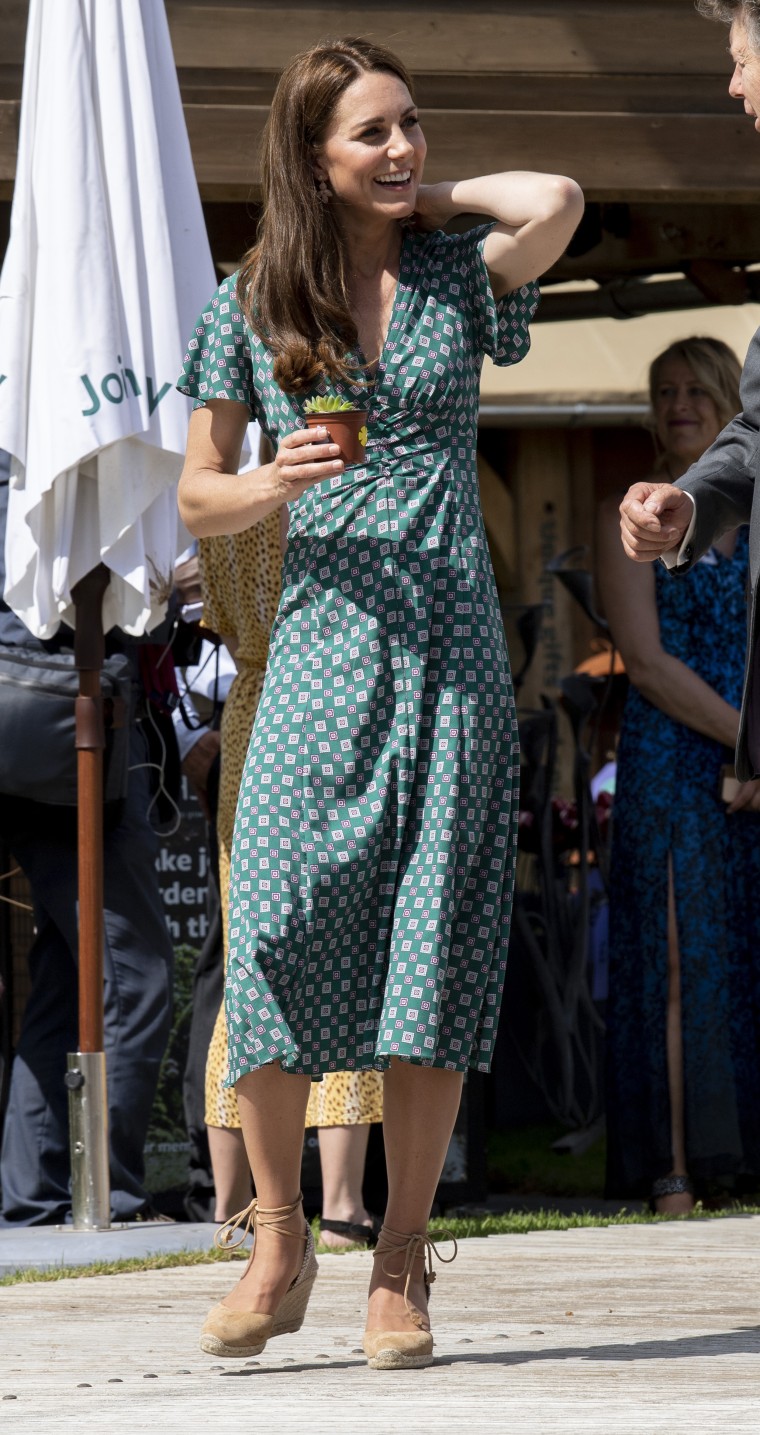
621;0;760;791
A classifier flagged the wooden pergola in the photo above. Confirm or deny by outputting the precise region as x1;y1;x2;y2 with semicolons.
3;0;759;307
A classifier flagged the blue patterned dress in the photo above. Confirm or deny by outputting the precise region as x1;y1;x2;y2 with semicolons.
178;225;538;1081
606;528;760;1197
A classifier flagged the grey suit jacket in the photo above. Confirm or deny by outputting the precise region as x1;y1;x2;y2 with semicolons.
674;326;760;779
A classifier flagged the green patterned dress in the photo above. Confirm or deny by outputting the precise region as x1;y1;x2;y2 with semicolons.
178;224;538;1081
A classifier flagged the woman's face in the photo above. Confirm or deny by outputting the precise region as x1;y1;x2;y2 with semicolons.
652;357;723;466
314;71;426;222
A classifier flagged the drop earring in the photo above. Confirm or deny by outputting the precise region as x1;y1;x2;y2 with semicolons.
317;177;330;205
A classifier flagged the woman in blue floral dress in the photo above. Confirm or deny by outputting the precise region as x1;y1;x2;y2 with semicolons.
178;37;582;1368
598;337;760;1213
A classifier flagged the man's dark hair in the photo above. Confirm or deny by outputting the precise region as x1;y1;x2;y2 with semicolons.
697;1;760;51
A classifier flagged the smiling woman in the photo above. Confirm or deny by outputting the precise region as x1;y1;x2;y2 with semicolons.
649;337;744;470
596;334;760;1217
176;32;582;1374
236;39;423;395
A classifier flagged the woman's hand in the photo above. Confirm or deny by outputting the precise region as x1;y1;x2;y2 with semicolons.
179;401;344;538
268;426;344;501
619;482;694;562
727;778;760;814
408;182;457;232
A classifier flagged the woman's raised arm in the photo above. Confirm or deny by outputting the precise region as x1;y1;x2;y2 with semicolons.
414;172;584;296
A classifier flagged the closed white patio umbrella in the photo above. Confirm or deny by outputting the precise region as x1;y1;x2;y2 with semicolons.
0;0;216;1227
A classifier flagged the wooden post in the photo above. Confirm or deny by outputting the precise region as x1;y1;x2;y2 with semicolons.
513;429;576;794
68;564;111;1230
568;428;598;668
71;565;110;1052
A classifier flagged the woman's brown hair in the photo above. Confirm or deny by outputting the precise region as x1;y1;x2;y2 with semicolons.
237;37;415;395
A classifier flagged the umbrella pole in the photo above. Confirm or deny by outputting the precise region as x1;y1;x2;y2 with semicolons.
69;563;111;1230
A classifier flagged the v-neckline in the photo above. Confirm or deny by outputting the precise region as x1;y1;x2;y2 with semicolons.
351;227;410;404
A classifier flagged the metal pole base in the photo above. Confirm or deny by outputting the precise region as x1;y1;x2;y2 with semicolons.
66;1051;110;1230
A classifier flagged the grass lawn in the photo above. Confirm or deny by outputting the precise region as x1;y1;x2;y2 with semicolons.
4;1203;760;1286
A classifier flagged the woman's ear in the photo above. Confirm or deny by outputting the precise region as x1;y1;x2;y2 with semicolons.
310;142;326;184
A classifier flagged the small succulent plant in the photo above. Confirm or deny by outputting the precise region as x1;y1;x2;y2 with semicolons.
303;395;357;414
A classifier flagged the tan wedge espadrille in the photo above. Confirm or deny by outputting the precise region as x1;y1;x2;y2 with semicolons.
200;1194;318;1358
363;1224;457;1370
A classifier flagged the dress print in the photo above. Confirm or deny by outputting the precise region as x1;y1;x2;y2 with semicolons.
178;224;539;1081
198;519;384;1129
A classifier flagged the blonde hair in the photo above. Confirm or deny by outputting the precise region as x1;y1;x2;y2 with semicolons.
647;337;742;468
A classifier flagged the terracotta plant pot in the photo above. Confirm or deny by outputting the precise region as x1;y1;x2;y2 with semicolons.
304;409;369;469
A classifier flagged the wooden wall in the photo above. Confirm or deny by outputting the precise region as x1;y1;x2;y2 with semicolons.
5;1;760;280
2;0;760;211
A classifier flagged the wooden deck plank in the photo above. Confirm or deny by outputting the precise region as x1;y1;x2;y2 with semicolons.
2;1218;760;1432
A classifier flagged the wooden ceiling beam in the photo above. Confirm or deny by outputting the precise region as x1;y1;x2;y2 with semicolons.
175;69;736;117
177;104;760;205
2;100;758;207
555;203;760;282
194;201;760;281
165;1;727;77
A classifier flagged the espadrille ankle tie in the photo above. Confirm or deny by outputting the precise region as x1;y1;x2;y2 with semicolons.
200;1193;318;1360
214;1193;307;1252
374;1224;458;1326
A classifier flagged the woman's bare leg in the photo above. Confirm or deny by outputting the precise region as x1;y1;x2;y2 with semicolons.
208;1125;253;1221
366;1060;463;1333
219;1064;312;1313
318;1123;373;1248
656;863;694;1215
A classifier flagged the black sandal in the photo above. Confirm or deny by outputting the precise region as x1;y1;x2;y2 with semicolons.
650;1175;695;1212
319;1213;382;1247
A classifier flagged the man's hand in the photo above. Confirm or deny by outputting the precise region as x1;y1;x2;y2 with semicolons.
619;482;694;562
181;730;220;819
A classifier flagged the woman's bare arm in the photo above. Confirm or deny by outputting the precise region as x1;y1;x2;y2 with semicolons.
414;172;584;296
178;400;344;538
596;496;739;748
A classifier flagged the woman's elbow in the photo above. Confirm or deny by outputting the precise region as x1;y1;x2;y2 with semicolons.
624;651;665;701
177;471;209;538
544;175;585;222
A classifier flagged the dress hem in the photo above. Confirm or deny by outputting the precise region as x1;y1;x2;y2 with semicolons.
224;1050;494;1087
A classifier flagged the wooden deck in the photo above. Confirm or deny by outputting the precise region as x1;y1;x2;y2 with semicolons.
2;1215;760;1433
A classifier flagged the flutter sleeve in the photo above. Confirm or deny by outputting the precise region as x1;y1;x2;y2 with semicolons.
452;222;540;368
176;273;256;414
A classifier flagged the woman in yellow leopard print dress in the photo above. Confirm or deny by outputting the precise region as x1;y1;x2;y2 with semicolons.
200;500;383;1243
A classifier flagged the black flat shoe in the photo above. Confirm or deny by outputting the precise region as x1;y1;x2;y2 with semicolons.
319;1213;382;1247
